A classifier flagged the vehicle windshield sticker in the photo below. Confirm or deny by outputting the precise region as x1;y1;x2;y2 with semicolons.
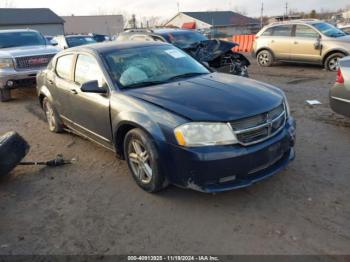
165;49;186;59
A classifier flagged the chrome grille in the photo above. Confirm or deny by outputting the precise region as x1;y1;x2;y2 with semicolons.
15;54;55;69
230;104;286;146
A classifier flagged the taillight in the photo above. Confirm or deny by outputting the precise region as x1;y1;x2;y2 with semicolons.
336;68;344;84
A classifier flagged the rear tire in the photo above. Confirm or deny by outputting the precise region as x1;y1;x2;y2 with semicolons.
124;128;168;193
0;132;30;176
325;53;345;71
43;97;63;133
0;89;11;102
257;50;274;67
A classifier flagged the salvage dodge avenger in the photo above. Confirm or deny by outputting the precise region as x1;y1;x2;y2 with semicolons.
36;42;296;193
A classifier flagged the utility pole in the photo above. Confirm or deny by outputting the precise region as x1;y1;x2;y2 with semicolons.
285;2;288;17
260;1;264;28
177;2;180;13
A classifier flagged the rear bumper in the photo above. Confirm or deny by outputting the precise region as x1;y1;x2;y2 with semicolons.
160;117;296;193
0;68;43;89
330;83;350;117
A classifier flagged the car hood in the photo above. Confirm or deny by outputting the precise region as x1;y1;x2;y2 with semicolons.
0;45;60;58
125;73;284;122
334;35;350;43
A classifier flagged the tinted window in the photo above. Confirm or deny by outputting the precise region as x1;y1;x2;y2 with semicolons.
75;54;104;86
161;31;208;48
295;25;319;38
313;22;346;38
0;31;46;48
272;25;292;37
56;55;74;80
66;36;96;47
103;45;209;88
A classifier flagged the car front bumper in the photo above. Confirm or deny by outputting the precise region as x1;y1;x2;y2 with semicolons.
160;117;296;193
0;68;44;89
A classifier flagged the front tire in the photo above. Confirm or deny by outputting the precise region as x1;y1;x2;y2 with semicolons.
124;128;168;193
0;89;11;102
43;97;63;133
257;50;274;67
325;53;345;71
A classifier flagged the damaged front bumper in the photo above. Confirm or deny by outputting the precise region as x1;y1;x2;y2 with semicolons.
161;117;296;193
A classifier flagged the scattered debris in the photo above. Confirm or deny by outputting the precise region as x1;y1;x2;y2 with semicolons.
19;154;76;167
306;100;322;106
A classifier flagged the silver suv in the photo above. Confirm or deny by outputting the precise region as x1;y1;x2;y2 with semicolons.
0;29;60;102
253;20;350;71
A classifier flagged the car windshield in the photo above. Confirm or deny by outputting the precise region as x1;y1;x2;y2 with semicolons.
66;36;97;47
313;22;346;38
0;31;46;48
162;31;208;48
103;45;210;89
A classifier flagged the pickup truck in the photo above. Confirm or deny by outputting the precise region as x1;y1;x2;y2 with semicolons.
0;29;60;102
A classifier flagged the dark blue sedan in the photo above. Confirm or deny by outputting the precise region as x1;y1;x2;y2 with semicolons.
36;41;296;193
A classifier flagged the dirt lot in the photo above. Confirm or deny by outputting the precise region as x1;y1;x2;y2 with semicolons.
1;58;350;255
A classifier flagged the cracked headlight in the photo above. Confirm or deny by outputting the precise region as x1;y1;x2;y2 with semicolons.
174;122;238;147
0;58;14;69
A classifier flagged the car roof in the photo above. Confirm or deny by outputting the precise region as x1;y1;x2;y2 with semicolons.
64;41;170;54
267;19;323;27
0;29;39;34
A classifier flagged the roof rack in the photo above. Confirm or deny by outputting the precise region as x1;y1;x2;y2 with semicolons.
269;19;321;26
124;29;154;33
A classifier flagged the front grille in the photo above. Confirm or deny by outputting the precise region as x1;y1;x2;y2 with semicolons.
230;104;286;146
15;54;55;69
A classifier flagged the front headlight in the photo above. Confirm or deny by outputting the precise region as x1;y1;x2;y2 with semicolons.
0;58;14;69
174;122;238;147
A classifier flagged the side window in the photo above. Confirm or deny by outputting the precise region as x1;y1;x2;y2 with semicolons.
272;25;293;37
74;54;105;87
295;25;319;38
151;35;165;42
262;28;274;36
56;54;74;80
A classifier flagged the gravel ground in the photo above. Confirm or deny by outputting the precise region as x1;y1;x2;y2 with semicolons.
0;57;350;255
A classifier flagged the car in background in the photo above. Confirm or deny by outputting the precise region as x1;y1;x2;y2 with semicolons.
338;25;350;34
53;35;97;49
253;20;350;71
117;28;250;77
36;41;296;193
330;56;350;117
89;33;110;42
0;29;59;102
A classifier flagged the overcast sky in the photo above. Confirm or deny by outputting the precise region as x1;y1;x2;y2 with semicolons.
5;0;350;19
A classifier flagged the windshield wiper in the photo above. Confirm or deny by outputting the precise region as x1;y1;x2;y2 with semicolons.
123;80;167;89
166;72;208;81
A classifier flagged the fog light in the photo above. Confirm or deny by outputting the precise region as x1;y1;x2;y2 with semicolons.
6;80;14;87
219;175;236;183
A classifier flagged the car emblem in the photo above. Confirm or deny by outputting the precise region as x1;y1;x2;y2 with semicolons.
28;57;49;65
267;113;272;135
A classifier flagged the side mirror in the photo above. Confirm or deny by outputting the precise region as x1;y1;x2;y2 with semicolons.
80;80;107;94
314;35;322;50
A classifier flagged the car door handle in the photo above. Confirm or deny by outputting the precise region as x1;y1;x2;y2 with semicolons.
70;89;78;95
294;41;298;44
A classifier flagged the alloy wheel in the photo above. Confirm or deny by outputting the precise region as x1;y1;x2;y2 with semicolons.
328;57;340;71
128;139;153;184
44;101;56;131
258;53;270;66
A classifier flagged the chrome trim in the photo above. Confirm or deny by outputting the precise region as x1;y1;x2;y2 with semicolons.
331;96;350;104
230;104;287;146
60;115;112;143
